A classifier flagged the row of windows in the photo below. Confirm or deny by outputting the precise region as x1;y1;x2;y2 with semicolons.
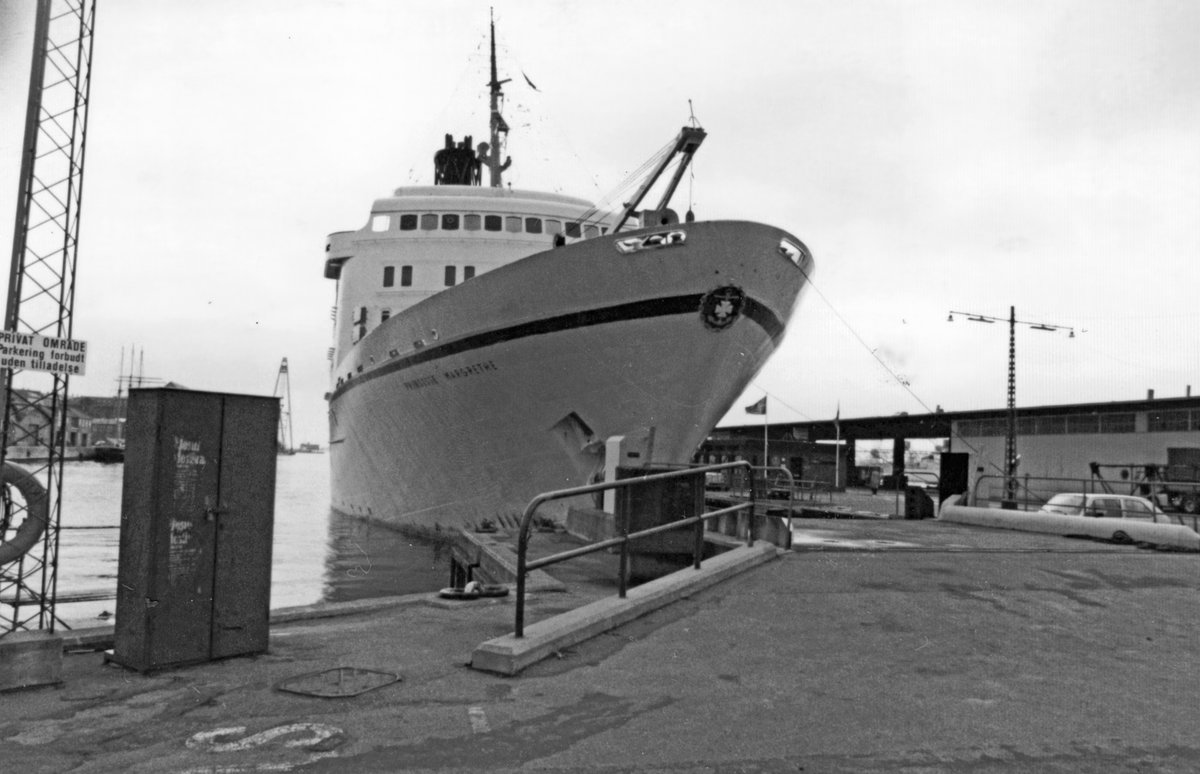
382;264;475;288
370;212;607;239
1148;409;1200;432
959;412;1138;437
349;263;473;343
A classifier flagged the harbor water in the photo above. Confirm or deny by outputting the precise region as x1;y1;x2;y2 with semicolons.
49;452;449;629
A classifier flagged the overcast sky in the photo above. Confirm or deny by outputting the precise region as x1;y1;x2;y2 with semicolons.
2;0;1198;445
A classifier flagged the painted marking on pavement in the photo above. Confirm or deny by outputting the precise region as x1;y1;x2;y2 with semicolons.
186;722;342;753
791;529;921;550
468;706;491;734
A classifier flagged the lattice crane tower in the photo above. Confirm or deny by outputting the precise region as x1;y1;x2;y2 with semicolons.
1;0;98;636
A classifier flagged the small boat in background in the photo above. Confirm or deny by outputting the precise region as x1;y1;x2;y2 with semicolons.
91;438;124;464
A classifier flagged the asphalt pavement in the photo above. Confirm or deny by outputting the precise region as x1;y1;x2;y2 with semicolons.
2;516;1199;773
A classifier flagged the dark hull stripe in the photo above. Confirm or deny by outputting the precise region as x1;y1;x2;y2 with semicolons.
330;293;785;401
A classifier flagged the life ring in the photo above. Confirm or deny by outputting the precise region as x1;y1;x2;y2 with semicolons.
0;462;49;565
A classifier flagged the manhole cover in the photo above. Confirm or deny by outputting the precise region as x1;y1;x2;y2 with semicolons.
276;667;400;698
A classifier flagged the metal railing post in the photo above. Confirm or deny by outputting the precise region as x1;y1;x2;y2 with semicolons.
513;492;551;639
617;499;630;598
515;521;529;638
693;502;704;570
747;475;756;546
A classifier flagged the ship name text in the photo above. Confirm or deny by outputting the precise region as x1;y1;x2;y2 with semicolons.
402;360;500;391
404;375;440;391
443;360;498;381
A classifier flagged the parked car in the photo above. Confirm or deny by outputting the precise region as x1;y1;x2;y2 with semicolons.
1039;493;1167;522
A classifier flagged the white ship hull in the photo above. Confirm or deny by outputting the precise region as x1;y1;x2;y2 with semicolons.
328;220;811;532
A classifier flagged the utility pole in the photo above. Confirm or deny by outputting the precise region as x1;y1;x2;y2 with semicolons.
948;308;1075;509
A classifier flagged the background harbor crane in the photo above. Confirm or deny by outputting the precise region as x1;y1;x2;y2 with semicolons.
274;357;294;455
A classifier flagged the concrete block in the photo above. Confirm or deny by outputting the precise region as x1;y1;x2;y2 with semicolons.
566;506;615;542
0;631;63;692
757;513;792;548
454;530;565;592
471;541;778;675
703;531;744;550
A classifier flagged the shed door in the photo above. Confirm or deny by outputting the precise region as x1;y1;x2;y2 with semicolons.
147;391;223;668
210;395;279;659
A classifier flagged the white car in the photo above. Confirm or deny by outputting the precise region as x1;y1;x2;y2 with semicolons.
1039;493;1166;522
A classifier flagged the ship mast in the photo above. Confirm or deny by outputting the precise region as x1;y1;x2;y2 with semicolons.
485;9;511;188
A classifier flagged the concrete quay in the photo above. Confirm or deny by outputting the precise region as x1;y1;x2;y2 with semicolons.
3;517;1200;772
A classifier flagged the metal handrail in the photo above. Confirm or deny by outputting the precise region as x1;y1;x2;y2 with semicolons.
790;478;836;503
969;472;1200;531
750;465;796;543
514;460;754;638
972;474;1089;510
971;473;1200;511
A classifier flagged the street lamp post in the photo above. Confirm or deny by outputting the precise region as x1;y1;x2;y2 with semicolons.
1004;306;1017;507
948;307;1074;509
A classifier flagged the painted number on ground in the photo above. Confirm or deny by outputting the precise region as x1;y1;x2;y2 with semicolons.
186;722;342;753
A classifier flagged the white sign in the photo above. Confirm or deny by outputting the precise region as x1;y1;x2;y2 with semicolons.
0;330;87;375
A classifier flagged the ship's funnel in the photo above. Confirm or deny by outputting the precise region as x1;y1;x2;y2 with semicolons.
434;134;480;185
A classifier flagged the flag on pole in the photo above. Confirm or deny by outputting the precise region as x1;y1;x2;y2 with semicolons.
745;396;767;415
834;403;842;488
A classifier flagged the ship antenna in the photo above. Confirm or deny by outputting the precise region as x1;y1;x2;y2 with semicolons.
485;8;512;188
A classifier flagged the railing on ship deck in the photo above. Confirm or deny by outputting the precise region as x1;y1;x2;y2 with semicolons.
514;460;757;638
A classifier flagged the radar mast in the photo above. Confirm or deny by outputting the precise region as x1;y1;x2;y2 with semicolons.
484;9;512;187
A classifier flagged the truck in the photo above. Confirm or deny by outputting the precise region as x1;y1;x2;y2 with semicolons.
1155;447;1200;514
1090;447;1200;514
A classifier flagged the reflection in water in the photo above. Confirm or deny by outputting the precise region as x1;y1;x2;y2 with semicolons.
321;509;450;603
46;455;449;626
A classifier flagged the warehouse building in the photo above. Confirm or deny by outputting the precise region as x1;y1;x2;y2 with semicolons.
706;393;1200;502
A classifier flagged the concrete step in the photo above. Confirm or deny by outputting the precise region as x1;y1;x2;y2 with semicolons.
470;541;779;675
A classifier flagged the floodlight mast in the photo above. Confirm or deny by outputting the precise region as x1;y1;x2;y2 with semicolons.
948;308;1075;509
